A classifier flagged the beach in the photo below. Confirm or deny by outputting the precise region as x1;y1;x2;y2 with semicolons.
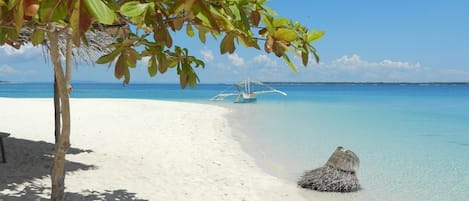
0;98;307;201
2;83;469;201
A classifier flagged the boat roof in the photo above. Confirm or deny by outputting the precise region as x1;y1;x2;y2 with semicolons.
234;80;265;87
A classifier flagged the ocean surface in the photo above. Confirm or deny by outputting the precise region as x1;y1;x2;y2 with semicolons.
1;82;469;201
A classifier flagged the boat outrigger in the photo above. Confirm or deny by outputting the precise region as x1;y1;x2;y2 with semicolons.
210;79;287;103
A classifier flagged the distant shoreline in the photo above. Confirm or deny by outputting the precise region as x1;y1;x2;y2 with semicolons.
2;81;469;85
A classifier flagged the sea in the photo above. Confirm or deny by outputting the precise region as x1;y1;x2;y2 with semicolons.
1;82;468;201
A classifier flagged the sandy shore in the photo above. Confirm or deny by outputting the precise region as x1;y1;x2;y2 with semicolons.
0;98;307;201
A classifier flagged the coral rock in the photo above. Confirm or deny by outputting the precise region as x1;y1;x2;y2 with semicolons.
298;146;360;192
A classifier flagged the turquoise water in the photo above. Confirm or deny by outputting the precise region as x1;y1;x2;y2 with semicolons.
1;83;469;201
0;82;222;101
229;84;469;201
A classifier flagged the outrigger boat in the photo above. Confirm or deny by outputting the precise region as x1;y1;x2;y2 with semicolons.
210;79;287;103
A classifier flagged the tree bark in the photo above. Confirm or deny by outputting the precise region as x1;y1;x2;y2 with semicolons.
65;28;72;93
54;76;60;144
48;28;72;201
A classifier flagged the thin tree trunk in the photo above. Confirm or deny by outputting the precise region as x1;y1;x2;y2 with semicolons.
49;29;72;201
65;28;72;93
54;76;61;144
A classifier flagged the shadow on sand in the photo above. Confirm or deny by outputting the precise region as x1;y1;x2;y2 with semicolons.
0;137;147;201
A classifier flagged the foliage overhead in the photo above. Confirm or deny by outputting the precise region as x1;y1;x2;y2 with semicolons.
0;0;323;87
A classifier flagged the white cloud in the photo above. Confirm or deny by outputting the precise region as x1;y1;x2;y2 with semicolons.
333;54;420;70
0;45;25;56
380;59;421;69
253;54;279;67
228;53;245;67
271;54;428;82
200;50;214;62
0;43;41;55
0;65;17;74
334;54;364;66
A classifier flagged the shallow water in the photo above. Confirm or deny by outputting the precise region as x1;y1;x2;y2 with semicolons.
228;84;469;201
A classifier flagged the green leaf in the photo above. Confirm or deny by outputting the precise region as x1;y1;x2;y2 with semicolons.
311;49;320;63
273;18;289;28
179;70;188;89
274;28;297;42
301;49;309;66
262;14;274;33
170;17;184;31
168;58;178;68
96;47;122;64
307;30;324;42
81;33;90;46
220;32;235;54
123;69;130;85
165;30;173;48
126;48;139;68
148;56;157;77
192;58;205;68
14;0;24;32
240;8;250;29
229;4;241;21
31;29;45;46
283;54;298;73
193;1;220;32
157;54;168;73
186;23;195;37
197;26;207;43
120;1;151;17
7;0;17;10
70;0;81;47
0;0;7;7
173;0;195;14
188;71;198;88
39;0;67;22
239;35;260;49
195;12;210;27
83;0;115;25
115;54;127;79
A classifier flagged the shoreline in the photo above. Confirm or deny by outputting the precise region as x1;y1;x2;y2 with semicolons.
0;98;308;201
224;106;295;181
221;103;380;201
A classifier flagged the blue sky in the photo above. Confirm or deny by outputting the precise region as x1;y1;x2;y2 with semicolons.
1;0;468;83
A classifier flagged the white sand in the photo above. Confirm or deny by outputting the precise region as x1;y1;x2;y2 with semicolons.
0;98;309;201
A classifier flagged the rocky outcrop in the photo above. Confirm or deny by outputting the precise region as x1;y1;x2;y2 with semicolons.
298;146;360;192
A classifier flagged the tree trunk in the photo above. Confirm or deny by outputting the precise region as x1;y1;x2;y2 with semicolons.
54;76;60;144
48;29;72;201
65;28;72;93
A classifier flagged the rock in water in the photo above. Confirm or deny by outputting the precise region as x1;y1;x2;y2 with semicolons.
298;146;360;192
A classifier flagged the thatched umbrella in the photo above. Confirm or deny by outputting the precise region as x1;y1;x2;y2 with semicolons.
15;23;127;64
298;146;360;192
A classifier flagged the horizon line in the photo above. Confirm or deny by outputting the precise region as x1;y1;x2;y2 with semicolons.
3;80;469;85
